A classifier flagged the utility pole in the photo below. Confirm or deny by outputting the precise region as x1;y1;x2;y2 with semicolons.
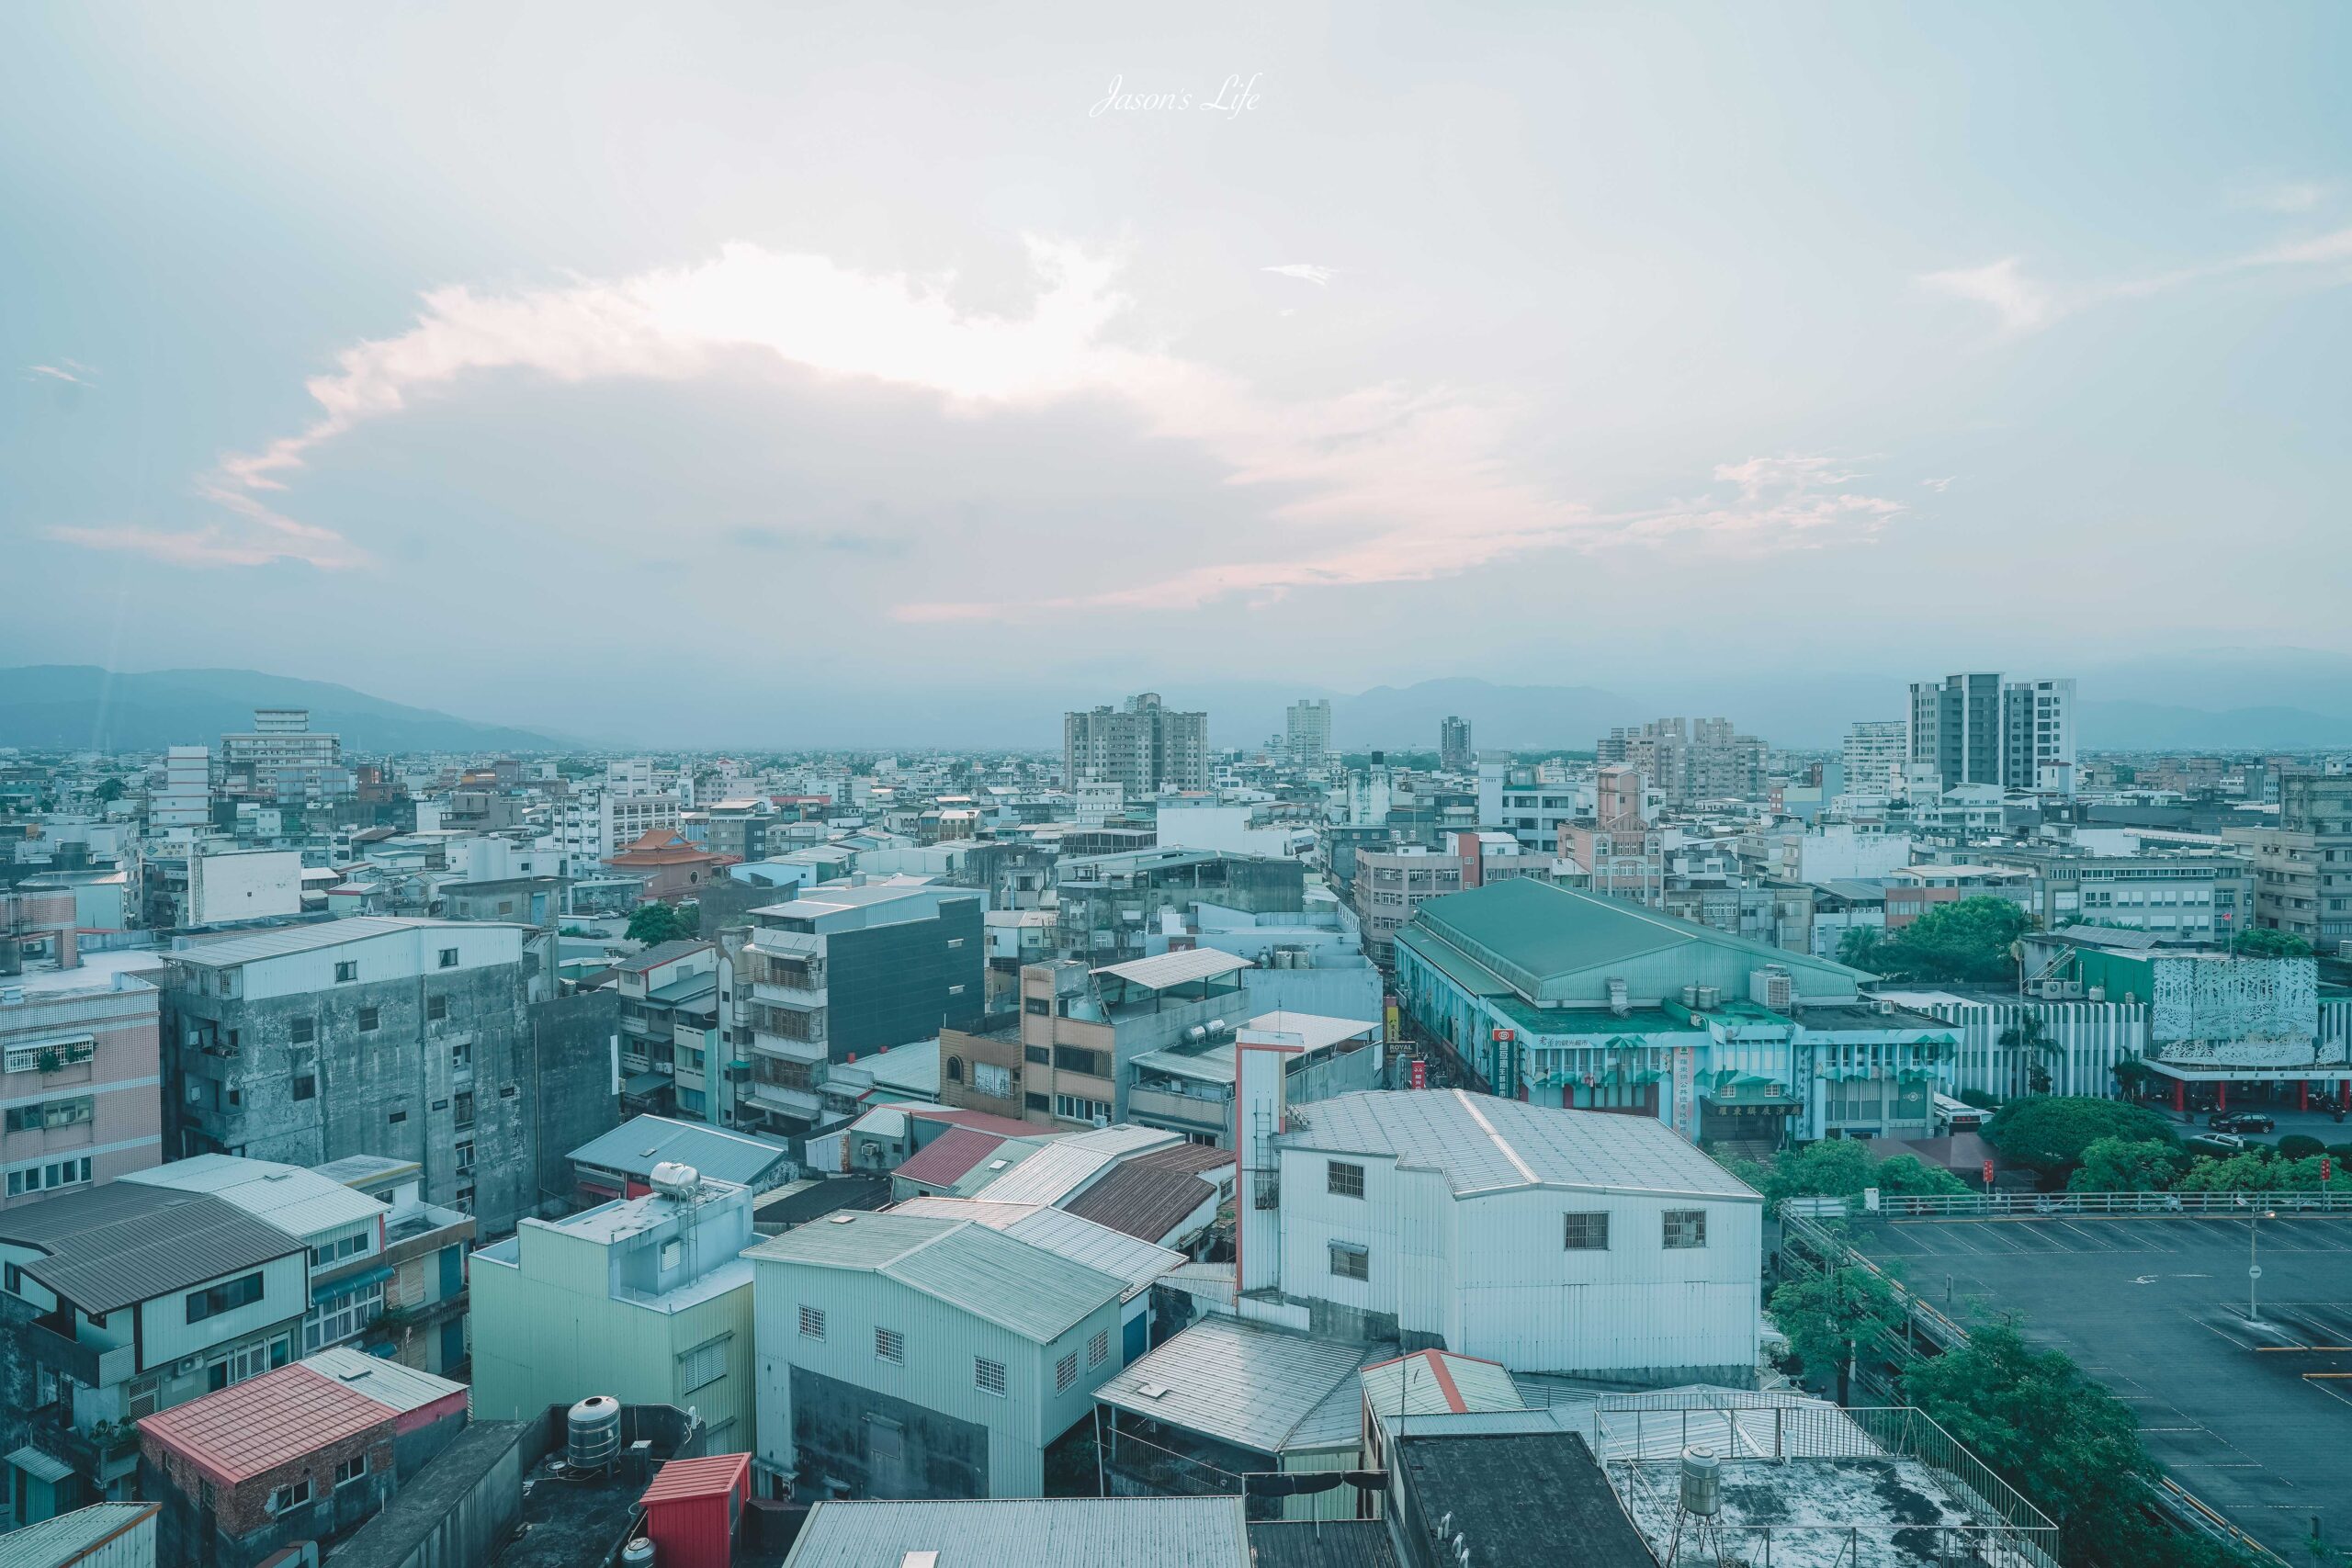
2248;1206;2276;1325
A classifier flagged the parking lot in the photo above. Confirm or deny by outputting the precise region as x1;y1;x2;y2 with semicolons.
1848;1211;2352;1560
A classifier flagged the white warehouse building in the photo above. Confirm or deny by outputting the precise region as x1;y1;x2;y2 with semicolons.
1236;1060;1761;1382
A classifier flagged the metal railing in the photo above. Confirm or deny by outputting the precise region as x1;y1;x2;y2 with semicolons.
1594;1392;2059;1568
1816;1188;2352;1220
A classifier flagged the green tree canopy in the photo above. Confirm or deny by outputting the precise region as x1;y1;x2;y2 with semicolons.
1848;897;2034;984
2230;927;2312;958
93;776;126;803
1768;1262;1907;1405
1984;1096;2177;1174
2067;1136;2191;1192
1729;1138;1970;1206
626;902;682;945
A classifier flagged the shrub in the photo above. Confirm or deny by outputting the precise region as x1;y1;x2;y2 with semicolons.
2277;1134;2325;1160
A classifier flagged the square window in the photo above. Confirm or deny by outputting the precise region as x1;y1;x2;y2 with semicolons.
799;1304;826;1339
289;1017;316;1044
357;1006;380;1032
334;961;358;983
974;1356;1007;1396
426;996;447;1022
439;948;459;968
1327;1161;1365;1199
1663;1210;1708;1249
1055;1352;1078;1393
455;1140;475;1173
1563;1213;1611;1250
1329;1242;1369;1280
293;1074;317;1102
335;1454;368;1486
875;1326;905;1364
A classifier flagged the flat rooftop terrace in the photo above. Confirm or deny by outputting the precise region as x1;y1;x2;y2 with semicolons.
1847;1212;2352;1560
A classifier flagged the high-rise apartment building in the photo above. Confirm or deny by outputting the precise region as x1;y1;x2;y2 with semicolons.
220;707;342;799
2241;773;2352;953
1063;693;1210;793
1906;674;2075;795
1285;698;1333;767
151;744;212;833
1840;721;1908;798
1594;717;1764;807
1440;715;1475;773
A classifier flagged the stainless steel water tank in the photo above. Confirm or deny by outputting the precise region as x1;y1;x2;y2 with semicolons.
1679;1446;1721;1517
568;1395;622;1472
620;1537;656;1568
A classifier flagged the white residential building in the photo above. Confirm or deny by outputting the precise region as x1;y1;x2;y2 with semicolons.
1283;699;1332;768
1840;721;1907;799
150;747;211;835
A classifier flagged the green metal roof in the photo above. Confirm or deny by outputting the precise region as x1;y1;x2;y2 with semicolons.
1416;878;1690;979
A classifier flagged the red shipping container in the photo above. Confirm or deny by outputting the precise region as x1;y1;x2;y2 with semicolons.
639;1453;752;1568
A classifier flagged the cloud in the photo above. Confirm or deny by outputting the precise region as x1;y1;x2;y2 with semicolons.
1921;475;1954;492
1597;455;1906;552
25;359;95;384
2233;179;2328;215
1918;257;2056;334
1261;264;1335;286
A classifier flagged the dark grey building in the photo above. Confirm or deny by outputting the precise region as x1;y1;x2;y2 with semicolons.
156;918;616;1236
740;882;984;1076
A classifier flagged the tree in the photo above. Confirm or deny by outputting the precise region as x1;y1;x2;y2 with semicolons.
1724;1138;1969;1208
2067;1136;2191;1192
1838;926;1888;972
626;903;681;945
2277;1134;2325;1161
93;776;126;804
672;902;702;938
1984;1096;2177;1176
2231;927;2312;959
1768;1260;1907;1406
1867;897;2034;985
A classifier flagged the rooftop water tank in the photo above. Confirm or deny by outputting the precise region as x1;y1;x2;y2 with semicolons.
649;1162;701;1201
1679;1447;1721;1517
568;1395;621;1472
620;1537;656;1568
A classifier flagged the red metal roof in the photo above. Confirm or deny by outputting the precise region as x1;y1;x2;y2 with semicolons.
139;1365;393;1487
891;1127;1006;1189
639;1452;752;1506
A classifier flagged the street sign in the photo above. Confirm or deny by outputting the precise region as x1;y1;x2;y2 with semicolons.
2249;1264;2264;1280
1982;1159;1996;1189
1409;1058;1426;1090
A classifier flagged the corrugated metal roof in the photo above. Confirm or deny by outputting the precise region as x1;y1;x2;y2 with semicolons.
1242;1010;1381;1052
748;1212;1123;1342
165;917;466;966
616;939;717;974
1359;1350;1526;1419
779;1496;1250;1568
1280;1090;1758;1201
0;1501;158;1568
640;1452;751;1506
968;1123;1179;1207
122;1154;385;1240
890;1128;1007;1189
140;1364;392;1486
1091;948;1253;990
1059;1163;1221;1246
1248;1520;1400;1568
1094;1318;1373;1456
300;1346;468;1415
888;1198;1182;1299
568;1115;793;1187
0;1183;305;1314
6;1444;75;1484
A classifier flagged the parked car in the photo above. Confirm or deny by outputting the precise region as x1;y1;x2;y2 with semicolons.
2189;1132;2248;1154
2210;1111;2276;1134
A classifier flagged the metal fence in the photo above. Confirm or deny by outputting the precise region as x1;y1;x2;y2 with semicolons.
1593;1391;2060;1568
1813;1188;2352;1220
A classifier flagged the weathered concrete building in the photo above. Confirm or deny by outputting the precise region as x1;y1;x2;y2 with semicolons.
156;919;617;1235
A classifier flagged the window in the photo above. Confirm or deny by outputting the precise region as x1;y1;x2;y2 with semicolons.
5;1097;93;1133
452;1041;473;1070
389;1110;407;1124
426;995;447;1022
439;947;459;967
335;1453;369;1487
310;1232;368;1267
357;1006;380;1032
455;1140;475;1173
678;1337;729;1393
1663;1210;1708;1249
1563;1213;1611;1250
187;1272;266;1324
1329;1241;1370;1280
5;1157;93;1198
799;1304;827;1339
875;1326;905;1364
1025;998;1050;1016
3;1262;18;1295
974;1062;1013;1100
454;1091;474;1128
289;1017;316;1044
945;1057;964;1083
1055;1094;1113;1123
1088;1329;1109;1367
126;1375;160;1419
268;1479;312;1514
1055;1351;1079;1393
334;961;358;983
1327;1161;1365;1199
293;1073;317;1101
1024;1044;1050;1066
975;1356;1008;1396
305;1279;382;1351
6;1036;95;1075
1025;1092;1051;1113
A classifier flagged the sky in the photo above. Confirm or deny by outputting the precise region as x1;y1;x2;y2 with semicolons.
4;3;2349;744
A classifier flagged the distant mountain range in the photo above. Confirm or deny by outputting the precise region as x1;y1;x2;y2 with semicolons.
0;666;561;754
6;657;2352;755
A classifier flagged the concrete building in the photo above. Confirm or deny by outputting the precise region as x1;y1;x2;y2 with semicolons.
3;953;164;1210
1439;716;1474;773
1125;1010;1383;1149
1350;846;1463;964
737;884;983;1138
748;1209;1129;1500
615;941;718;1118
1839;720;1907;799
310;1155;478;1376
1063;694;1210;794
1984;845;2253;943
1392;878;1955;1143
1283;699;1332;769
1558;766;1662;907
1908;672;2075;795
149;748;210;836
1057;849;1305;967
157;918;618;1235
2002;677;2077;794
1478;761;1589;852
121;1154;472;1372
219;709;341;801
469;1172;757;1456
1;1182;311;1516
2240;773;2352;953
137;1351;468;1568
1233;1078;1762;1381
1595;718;1764;807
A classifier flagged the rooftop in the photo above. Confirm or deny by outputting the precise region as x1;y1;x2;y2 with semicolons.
891;1127;1016;1190
639;1451;751;1506
1059;1157;1225;1244
122;1153;385;1241
1396;1431;1656;1568
1092;948;1254;991
748;1211;1125;1342
970;1124;1182;1207
887;1197;1182;1299
569;1114;793;1187
1358;1349;1525;1419
0;1502;160;1568
1095;1317;1377;1456
139;1362;396;1487
0;1182;306;1314
779;1495;1251;1568
165;916;488;967
616;939;715;974
1278;1089;1759;1201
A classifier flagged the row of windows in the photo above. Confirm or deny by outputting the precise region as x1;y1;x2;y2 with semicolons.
187;1270;266;1324
5;1155;92;1198
330;948;462;987
799;1305;1109;1392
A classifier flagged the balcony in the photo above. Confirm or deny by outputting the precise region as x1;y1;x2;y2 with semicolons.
747;1081;824;1120
24;1318;135;1389
752;978;827;1008
752;1030;828;1064
1127;1084;1228;1133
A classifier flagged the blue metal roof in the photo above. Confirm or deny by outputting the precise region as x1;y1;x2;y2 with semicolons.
568;1114;792;1186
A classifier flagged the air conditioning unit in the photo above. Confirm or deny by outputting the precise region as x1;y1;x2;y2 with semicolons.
176;1356;201;1376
